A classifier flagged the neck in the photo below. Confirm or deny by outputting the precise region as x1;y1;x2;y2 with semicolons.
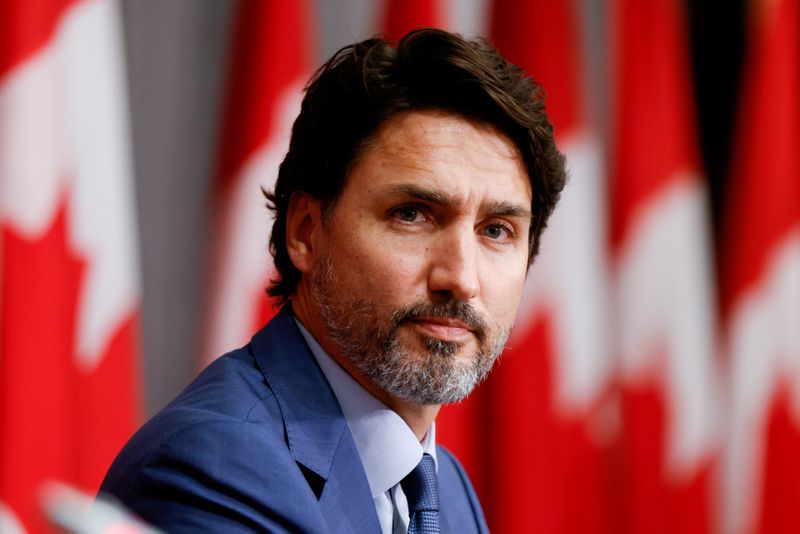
290;289;440;442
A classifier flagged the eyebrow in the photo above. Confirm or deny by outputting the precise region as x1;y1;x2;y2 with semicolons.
381;184;532;220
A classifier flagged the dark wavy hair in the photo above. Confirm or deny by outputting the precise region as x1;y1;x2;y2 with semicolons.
265;28;567;303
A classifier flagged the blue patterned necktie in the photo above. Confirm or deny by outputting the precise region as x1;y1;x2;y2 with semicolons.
401;453;440;534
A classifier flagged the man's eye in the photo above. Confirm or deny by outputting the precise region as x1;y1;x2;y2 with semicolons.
483;224;513;240
392;206;424;223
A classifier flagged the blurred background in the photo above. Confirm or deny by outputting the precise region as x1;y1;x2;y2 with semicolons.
1;0;798;532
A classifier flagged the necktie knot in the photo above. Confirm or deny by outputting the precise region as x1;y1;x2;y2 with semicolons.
401;453;440;533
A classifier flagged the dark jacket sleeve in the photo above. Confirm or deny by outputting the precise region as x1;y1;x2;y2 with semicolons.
101;416;326;533
100;350;329;533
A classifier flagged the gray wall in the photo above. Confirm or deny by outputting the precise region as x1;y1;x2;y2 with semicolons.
122;0;235;415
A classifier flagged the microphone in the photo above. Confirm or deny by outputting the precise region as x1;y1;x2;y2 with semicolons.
40;481;161;534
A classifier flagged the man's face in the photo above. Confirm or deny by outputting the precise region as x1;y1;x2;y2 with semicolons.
308;110;532;406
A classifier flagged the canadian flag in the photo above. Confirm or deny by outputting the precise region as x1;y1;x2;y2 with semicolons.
610;0;720;533
721;0;800;532
203;0;314;365
485;0;614;532
0;0;141;532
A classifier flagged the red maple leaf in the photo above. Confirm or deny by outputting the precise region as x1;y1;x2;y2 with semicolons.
0;198;141;532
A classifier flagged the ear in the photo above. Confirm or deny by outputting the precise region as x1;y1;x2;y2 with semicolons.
286;193;324;274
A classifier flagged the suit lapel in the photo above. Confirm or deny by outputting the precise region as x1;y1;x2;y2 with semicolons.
251;306;381;533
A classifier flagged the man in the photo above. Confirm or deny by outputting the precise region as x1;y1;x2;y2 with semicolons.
101;29;566;533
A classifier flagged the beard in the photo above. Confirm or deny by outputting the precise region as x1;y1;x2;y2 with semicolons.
311;254;511;406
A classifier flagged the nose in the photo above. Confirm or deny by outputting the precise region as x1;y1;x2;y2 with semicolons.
426;225;480;301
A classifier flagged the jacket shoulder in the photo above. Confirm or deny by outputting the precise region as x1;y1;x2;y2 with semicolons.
100;347;325;532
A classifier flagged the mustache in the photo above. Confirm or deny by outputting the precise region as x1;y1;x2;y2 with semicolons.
391;301;489;343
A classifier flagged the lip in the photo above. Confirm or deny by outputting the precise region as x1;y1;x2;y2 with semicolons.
408;317;473;343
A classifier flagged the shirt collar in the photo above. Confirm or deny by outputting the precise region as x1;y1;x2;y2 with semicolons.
295;319;438;499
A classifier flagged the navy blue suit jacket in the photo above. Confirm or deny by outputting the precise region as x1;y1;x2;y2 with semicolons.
101;307;489;533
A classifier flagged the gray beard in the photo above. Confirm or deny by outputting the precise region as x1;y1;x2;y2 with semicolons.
311;255;509;405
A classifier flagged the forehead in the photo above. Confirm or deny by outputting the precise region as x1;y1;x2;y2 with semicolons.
345;110;532;206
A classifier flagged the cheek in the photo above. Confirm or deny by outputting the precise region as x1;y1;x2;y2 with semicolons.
330;232;427;298
481;259;528;322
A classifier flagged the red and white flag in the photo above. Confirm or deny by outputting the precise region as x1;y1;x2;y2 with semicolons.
203;0;314;365
610;0;720;532
0;0;141;531
485;1;614;532
722;0;800;532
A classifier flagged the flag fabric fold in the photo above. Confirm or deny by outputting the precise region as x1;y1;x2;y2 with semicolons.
722;1;800;532
381;0;444;42
203;0;314;366
483;0;615;532
610;0;721;532
0;0;141;531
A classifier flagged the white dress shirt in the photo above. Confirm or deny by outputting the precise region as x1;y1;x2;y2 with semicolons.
296;320;438;534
